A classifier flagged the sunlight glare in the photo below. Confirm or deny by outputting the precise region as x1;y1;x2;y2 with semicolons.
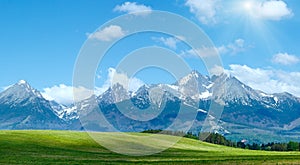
244;1;253;11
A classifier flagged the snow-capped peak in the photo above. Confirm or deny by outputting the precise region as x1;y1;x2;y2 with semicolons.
18;80;27;85
175;71;212;100
17;80;31;89
16;80;43;98
98;83;130;105
0;80;44;104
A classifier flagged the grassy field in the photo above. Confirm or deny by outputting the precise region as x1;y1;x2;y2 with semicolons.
1;130;300;164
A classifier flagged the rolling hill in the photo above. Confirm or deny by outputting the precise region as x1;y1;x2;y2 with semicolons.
0;130;300;164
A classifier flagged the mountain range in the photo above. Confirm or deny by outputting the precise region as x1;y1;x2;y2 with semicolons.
1;71;300;143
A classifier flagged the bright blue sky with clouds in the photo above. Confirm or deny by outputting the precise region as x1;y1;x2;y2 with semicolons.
0;0;300;104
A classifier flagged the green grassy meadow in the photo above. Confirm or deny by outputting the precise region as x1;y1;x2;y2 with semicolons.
1;130;300;164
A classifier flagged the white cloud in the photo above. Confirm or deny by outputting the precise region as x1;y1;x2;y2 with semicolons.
218;39;247;55
227;64;300;97
41;85;96;105
185;0;292;24
210;65;225;76
185;0;220;25
245;0;293;20
181;38;248;58
87;25;125;41
114;2;152;16
41;68;144;105
272;53;299;65
181;46;219;58
96;74;101;79
152;37;181;49
105;67;144;92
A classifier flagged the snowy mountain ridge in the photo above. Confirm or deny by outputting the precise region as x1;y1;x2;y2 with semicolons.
1;72;300;143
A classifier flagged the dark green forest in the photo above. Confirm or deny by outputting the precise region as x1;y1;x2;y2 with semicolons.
142;130;300;151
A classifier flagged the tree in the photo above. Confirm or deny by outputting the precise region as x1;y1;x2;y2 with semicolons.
287;141;299;151
271;143;287;151
249;143;261;150
237;141;246;149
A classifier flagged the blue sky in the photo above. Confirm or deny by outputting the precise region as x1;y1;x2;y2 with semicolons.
0;0;300;104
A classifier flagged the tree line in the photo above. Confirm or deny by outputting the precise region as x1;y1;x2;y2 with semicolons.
141;130;300;151
202;132;300;151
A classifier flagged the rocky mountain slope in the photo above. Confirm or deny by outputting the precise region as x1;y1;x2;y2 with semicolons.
1;72;300;143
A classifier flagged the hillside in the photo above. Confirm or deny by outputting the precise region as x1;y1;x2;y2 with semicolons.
0;130;300;164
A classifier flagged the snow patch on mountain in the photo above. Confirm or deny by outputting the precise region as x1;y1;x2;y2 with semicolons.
1;71;300;137
199;91;212;99
0;80;43;105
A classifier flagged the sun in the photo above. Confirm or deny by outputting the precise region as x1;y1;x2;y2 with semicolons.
244;1;253;11
241;0;258;18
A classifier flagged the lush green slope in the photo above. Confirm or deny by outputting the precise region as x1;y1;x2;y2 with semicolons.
0;130;300;164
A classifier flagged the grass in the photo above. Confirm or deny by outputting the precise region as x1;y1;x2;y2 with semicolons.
0;130;300;164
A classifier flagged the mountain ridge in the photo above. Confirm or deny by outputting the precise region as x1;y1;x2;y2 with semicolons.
1;72;300;143
0;80;66;129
